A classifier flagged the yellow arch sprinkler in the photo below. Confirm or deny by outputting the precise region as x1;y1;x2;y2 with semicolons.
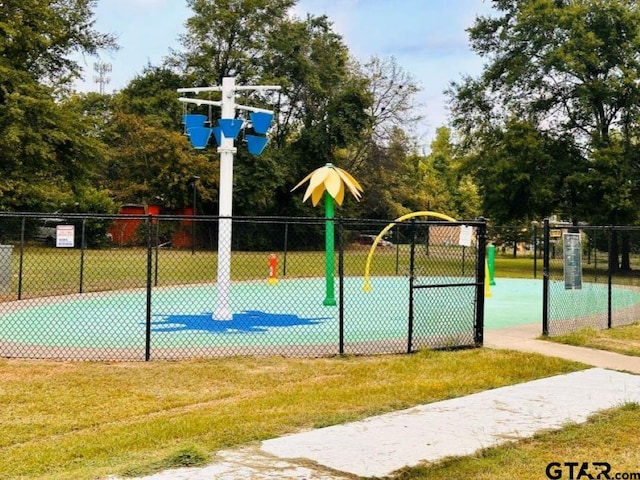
362;211;491;298
292;163;363;306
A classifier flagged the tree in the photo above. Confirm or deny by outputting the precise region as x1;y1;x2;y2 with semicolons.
448;0;640;226
461;119;585;224
176;0;295;86
101;110;218;211
172;3;372;217
116;65;187;131
0;0;116;88
426;127;481;220
344;56;423;173
0;0;116;211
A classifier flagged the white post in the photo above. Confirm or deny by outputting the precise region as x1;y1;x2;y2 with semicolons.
178;77;280;322
214;76;237;320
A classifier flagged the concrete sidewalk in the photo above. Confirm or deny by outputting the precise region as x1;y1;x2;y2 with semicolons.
115;327;640;480
484;323;640;374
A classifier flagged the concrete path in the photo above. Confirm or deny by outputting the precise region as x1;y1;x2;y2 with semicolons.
112;326;640;480
484;323;640;374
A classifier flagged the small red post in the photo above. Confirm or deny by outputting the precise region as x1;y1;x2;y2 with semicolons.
267;253;278;285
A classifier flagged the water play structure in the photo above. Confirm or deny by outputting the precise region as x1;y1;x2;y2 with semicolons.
292;163;363;306
178;77;281;320
362;211;471;291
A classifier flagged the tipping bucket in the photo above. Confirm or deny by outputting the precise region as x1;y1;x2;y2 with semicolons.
250;112;274;135
218;118;244;139
187;127;212;149
246;135;269;156
183;114;208;129
212;126;222;146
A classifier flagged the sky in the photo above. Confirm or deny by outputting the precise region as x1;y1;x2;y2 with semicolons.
74;0;496;147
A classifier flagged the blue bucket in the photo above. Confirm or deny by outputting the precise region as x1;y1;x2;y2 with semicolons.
250;112;273;135
212;126;222;146
183;114;208;129
218;118;244;140
246;134;269;156
187;127;212;149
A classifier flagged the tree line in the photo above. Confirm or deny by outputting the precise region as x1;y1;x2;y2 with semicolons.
0;0;479;223
3;0;640;246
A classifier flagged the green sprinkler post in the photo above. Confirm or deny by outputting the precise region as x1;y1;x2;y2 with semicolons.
487;244;496;286
323;193;336;306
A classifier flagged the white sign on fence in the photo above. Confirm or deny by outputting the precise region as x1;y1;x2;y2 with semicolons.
459;225;473;247
56;225;75;248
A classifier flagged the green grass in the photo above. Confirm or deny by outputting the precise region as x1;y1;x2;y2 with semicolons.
393;403;640;479
0;350;585;479
4;250;640;479
548;322;640;357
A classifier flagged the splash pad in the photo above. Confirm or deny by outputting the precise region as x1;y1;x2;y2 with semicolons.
1;277;638;354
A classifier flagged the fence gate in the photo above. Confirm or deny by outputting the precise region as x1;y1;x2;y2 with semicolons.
407;219;487;351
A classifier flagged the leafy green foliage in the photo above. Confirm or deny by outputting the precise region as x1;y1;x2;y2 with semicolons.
449;0;640;225
0;0;117;212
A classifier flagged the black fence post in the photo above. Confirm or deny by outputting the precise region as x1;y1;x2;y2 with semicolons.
407;218;416;354
18;216;25;300
608;226;613;329
533;223;538;279
542;218;550;336
475;219;487;346
145;215;153;361
338;218;344;355
154;221;160;287
283;221;288;278
79;218;86;294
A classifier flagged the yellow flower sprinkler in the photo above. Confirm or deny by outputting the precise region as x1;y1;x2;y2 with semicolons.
292;163;363;306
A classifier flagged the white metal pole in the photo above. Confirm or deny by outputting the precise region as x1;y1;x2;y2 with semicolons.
179;77;280;321
214;76;237;320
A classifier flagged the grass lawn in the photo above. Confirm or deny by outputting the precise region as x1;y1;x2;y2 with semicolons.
1;350;586;479
394;403;640;479
3;254;640;479
548;322;640;357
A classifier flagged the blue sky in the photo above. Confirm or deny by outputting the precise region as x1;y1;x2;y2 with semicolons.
75;0;495;146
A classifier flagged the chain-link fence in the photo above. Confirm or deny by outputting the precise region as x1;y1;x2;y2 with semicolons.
543;220;640;336
488;224;543;279
0;213;487;360
408;220;486;350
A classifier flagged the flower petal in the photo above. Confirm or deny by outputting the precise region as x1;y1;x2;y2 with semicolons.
325;168;342;199
291;171;314;192
307;166;330;195
311;184;324;206
335;168;363;201
334;182;345;205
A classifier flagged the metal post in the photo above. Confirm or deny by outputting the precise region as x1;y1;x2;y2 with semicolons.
191;175;199;255
338;218;344;355
407;219;416;354
608;226;613;329
542;218;550;336
533;224;538;279
283;221;288;277
178;77;280;321
323;194;336;306
145;215;153;361
214;76;237;320
18;216;25;300
475;219;487;346
79;218;86;294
